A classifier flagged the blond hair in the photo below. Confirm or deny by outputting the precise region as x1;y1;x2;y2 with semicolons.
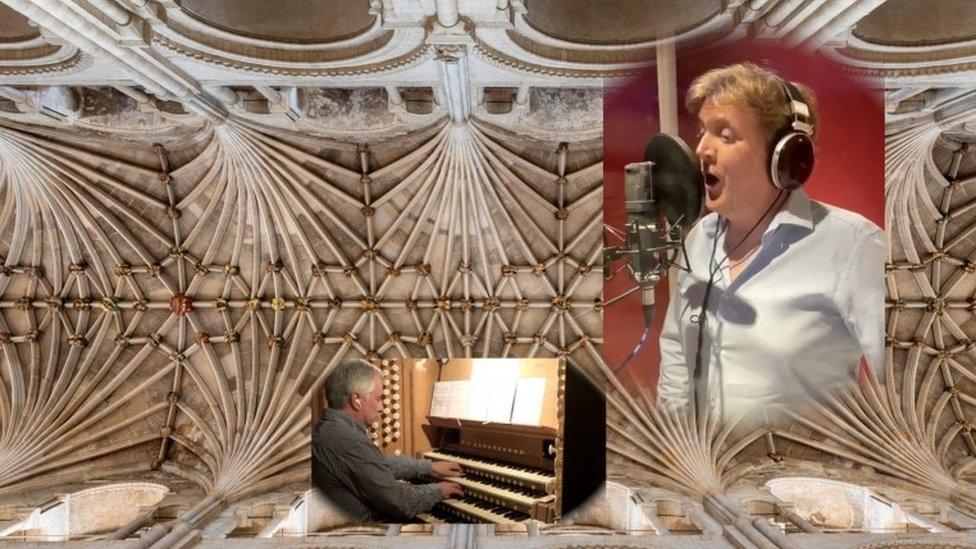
685;62;818;142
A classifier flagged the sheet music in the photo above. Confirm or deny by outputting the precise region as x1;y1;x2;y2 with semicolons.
485;375;519;423
510;377;547;426
447;382;470;418
429;381;450;417
429;380;471;418
466;359;519;422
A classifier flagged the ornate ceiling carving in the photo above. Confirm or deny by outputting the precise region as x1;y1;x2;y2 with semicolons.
0;112;602;520
176;0;377;44
0;4;37;42
148;0;422;76
522;0;723;46
853;0;976;47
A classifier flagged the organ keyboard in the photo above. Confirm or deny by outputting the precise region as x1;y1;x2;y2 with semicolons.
423;450;555;491
372;358;604;525
424;443;559;523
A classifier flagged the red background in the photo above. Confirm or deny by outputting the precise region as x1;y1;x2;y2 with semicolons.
602;42;885;392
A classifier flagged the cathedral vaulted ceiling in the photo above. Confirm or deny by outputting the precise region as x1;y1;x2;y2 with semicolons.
522;0;722;45
853;0;976;47
0;112;602;502
176;0;377;44
0;4;35;42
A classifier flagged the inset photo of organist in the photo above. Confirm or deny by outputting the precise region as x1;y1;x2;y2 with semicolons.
310;358;605;527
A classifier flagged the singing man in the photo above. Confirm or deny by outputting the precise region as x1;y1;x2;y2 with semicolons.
657;62;884;418
312;360;464;522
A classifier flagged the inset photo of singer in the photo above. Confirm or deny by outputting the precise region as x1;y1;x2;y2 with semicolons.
603;44;885;424
309;358;604;528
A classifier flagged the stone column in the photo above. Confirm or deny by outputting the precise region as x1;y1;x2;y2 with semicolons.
88;0;130;25
796;0;886;50
40;85;80;118
686;504;723;535
385;85;403;106
254;85;282;104
205;85;238;106
4;0;185;98
114;85;151;104
782;508;819;533
435;45;471;122
434;0;459;28
105;505;158;539
0;86;27;104
656;38;678;137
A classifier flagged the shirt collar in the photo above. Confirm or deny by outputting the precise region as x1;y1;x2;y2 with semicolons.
763;188;814;237
699;188;814;238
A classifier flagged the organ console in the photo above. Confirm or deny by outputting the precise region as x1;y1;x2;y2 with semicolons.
366;358;604;525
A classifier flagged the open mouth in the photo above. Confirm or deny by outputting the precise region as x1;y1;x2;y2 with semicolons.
703;171;723;200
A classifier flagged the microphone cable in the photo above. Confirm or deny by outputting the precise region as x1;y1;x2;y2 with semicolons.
612;323;652;376
689;188;786;420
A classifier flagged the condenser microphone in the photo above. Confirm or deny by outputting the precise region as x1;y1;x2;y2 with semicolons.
607;133;703;325
623;160;660;323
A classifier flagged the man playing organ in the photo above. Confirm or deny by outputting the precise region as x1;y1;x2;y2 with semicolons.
311;360;464;522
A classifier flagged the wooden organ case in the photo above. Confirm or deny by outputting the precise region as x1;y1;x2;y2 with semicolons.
367;358;604;525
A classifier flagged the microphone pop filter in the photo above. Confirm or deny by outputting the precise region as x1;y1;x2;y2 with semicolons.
644;133;703;231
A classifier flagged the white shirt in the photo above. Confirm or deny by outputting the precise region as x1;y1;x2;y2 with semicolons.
657;189;884;417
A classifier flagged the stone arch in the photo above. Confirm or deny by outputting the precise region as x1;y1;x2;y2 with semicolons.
176;0;375;44
0;482;169;541
766;477;909;533
522;0;720;45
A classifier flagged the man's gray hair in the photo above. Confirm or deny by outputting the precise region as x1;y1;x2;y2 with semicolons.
324;360;382;409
